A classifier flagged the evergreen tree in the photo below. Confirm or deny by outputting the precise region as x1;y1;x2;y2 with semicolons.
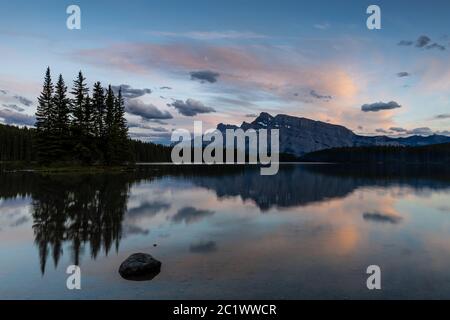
70;71;89;134
91;82;105;139
104;85;116;164
52;74;71;160
114;87;130;162
35;67;54;163
70;71;92;163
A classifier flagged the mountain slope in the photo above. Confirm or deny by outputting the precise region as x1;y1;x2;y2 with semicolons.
217;112;450;157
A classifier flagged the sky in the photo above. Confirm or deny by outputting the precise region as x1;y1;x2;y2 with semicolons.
0;0;450;144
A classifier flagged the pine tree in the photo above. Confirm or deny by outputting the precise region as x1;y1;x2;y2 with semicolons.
114;87;130;162
35;67;54;163
70;71;92;163
53;74;71;160
104;85;116;164
70;71;88;136
91;82;105;139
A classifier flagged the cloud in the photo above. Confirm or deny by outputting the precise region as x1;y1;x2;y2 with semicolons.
172;207;215;224
126;99;173;120
396;72;410;77
127;118;170;131
407;127;433;135
0;89;7;94
398;36;446;50
160;86;172;90
127;201;170;217
361;101;402;112
190;70;220;83
375;128;389;134
245;113;258;118
389;127;407;133
75;42;360;108
2;104;25;112
434;114;450;120
0;109;35;126
169;98;216;116
111;84;151;99
314;23;330;30
398;40;413;46
426;43;446;51
13;95;33;106
150;30;267;40
310;89;332;100
363;212;402;224
416;35;431;48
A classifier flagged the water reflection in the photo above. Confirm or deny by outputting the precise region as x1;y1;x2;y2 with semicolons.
31;174;131;273
0;164;450;298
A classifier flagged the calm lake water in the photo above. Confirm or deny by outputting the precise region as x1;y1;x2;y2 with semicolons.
0;164;450;299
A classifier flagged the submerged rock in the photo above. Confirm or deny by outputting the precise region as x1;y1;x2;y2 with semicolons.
119;253;161;281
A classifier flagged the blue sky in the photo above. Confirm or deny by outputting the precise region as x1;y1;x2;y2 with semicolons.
1;0;449;143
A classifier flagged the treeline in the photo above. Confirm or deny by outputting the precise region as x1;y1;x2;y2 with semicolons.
35;68;129;164
299;144;450;163
0;124;35;162
0;67;173;164
0;124;172;163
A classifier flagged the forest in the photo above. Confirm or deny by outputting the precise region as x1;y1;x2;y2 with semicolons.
299;144;450;164
0;68;172;164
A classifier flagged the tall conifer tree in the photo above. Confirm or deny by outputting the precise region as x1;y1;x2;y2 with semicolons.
35;67;54;163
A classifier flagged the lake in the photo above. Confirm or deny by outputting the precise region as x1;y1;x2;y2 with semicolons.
0;164;450;299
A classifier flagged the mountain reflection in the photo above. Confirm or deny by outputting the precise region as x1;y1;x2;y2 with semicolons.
1;164;450;275
187;164;450;210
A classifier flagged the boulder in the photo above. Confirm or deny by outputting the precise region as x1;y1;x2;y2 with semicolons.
119;253;161;281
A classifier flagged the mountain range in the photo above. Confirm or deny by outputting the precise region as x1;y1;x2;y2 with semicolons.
217;112;450;157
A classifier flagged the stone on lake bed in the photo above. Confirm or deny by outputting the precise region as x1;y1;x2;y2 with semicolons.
119;253;161;281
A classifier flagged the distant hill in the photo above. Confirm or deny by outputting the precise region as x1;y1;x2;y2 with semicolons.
217;112;450;157
299;143;450;164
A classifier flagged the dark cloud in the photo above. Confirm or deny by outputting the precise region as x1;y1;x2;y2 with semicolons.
2;104;25;112
189;241;217;254
375;128;389;134
126;99;173;120
160;86;172;90
416;35;431;48
127;201;170;217
13;95;33;106
0;109;35;126
434;114;450;120
398;36;446;51
0;89;7;94
172;207;214;224
398;40;413;46
128;120;170;132
111;84;152;99
426;43;446;51
396;72;410;77
245;113;258;118
190;70;220;83
123;225;149;236
363;212;402;224
169;98;216;116
361;101;401;112
310;90;332;100
407;127;433;135
389;127;407;133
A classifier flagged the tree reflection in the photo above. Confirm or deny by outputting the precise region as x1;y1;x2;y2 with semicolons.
31;174;131;274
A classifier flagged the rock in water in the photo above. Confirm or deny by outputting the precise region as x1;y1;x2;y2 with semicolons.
119;253;161;281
